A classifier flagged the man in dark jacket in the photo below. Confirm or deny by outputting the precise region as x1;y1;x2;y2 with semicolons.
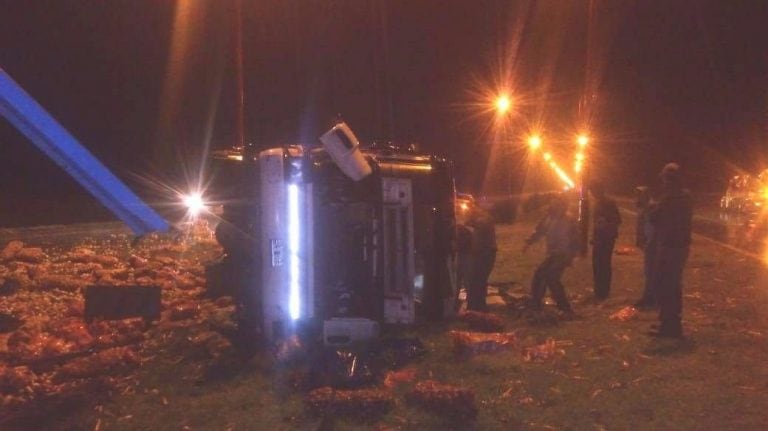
648;163;693;338
589;181;622;300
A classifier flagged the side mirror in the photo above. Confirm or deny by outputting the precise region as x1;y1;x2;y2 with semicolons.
318;122;373;181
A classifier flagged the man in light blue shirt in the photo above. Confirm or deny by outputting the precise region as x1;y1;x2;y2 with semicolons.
523;196;580;316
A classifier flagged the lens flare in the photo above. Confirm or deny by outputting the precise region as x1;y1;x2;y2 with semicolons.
495;95;512;114
528;135;542;150
551;163;575;189
182;192;205;217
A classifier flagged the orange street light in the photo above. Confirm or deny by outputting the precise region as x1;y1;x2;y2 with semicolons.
495;94;512;114
577;135;589;147
528;135;542;150
543;152;552;161
575;152;585;162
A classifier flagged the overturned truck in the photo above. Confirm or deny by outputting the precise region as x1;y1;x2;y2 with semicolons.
207;124;458;343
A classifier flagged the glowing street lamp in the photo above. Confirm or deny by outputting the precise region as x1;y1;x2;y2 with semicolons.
495;94;512;115
528;135;542;151
543;152;552;161
574;136;588;176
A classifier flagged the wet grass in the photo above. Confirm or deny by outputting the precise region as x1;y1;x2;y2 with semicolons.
61;210;768;430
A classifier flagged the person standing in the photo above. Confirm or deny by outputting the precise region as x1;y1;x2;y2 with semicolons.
523;197;579;316
633;186;658;308
648;163;693;338
589;181;621;300
465;207;497;312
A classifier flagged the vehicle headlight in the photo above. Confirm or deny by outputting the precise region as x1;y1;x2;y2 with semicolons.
182;192;206;217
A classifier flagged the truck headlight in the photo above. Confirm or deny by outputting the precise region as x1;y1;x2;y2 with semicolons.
182;192;206;217
288;183;302;321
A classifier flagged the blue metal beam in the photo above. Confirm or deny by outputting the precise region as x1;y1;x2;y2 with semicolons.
0;68;169;235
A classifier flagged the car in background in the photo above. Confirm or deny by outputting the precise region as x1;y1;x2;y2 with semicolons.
721;171;768;213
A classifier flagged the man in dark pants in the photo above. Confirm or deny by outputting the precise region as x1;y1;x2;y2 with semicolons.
633;186;658;308
589;181;621;300
455;222;473;311
648;163;693;338
466;207;497;312
523;197;578;316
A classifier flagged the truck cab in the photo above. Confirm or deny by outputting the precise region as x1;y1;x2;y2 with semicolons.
207;140;457;342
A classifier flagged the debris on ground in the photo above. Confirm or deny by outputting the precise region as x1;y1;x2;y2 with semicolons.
407;380;478;421
0;241;24;262
459;310;505;332
522;338;566;362
609;306;639;322
14;248;47;264
0;224;229;428
615;246;635;255
310;348;379;389
306;386;394;418
53;346;140;381
383;367;417;389
169;302;201;321
35;274;85;292
450;330;519;358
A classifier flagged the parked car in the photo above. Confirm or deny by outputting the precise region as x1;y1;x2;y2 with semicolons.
721;173;765;213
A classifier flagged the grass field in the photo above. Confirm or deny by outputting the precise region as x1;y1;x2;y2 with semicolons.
38;210;768;430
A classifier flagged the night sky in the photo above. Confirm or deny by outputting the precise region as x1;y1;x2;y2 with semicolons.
1;0;767;223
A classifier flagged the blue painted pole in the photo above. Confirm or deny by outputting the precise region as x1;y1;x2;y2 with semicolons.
0;68;169;235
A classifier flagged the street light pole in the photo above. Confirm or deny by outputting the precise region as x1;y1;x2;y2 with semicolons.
576;135;589;256
495;94;513;196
